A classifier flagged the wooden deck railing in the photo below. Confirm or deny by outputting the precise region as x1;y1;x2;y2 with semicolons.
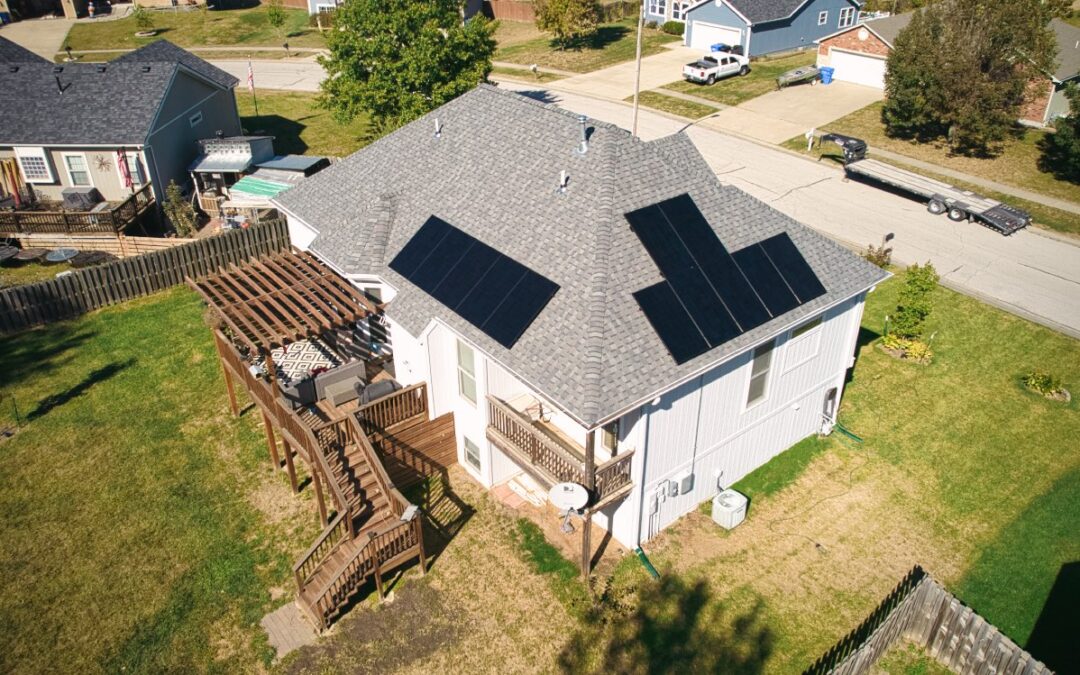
487;395;586;486
0;184;153;234
293;512;349;588
354;382;428;433
486;395;635;504
350;416;408;518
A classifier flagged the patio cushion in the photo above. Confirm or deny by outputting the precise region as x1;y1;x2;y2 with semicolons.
324;378;360;407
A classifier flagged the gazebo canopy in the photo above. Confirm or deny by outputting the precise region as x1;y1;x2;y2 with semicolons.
190;250;378;352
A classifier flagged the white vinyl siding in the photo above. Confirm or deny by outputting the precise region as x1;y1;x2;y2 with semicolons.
785;316;823;372
14;147;53;183
62;153;92;187
745;340;775;408
457;339;477;405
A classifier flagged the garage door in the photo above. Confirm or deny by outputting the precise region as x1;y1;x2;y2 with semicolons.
689;22;743;52
828;49;887;89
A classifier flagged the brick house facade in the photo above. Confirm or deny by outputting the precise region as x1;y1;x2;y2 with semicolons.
817;25;890;63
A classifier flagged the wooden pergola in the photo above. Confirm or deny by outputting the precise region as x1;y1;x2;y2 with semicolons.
189;249;379;495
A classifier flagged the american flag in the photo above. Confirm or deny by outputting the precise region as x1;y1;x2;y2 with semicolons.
247;61;255;93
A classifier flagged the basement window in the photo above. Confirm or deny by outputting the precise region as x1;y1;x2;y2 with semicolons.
463;436;481;471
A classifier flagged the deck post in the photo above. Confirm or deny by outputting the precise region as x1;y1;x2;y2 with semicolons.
261;410;282;469
282;438;298;493
414;517;427;575
581;430;596;579
212;332;239;416
374;556;385;600
312;464;328;526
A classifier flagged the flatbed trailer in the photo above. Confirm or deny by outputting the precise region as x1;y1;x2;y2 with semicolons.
820;134;1031;236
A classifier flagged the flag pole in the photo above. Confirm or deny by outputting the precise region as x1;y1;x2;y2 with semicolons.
247;58;259;117
631;1;645;137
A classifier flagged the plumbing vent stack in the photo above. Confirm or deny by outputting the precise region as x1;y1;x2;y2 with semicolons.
434;117;442;138
559;170;569;193
577;114;588;154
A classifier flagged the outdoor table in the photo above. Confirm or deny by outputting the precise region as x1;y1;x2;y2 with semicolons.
0;245;18;263
45;248;79;263
12;248;47;262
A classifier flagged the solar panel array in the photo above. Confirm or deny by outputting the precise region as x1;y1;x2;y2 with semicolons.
627;194;826;364
388;216;560;349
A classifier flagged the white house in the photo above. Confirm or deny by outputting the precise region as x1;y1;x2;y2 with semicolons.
273;85;887;556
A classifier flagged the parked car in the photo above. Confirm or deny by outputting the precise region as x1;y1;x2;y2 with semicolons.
682;53;750;84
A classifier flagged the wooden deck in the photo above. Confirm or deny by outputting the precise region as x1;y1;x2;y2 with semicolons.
369;412;457;488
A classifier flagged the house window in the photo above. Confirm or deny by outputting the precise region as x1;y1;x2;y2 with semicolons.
817;10;828;25
672;1;688;20
189;111;203;127
601;419;620;453
14;147;53;183
62;154;92;187
118;152;146;187
648;0;666;17
457;339;477;405
792;316;822;338
838;7;856;28
746;340;775;407
463;436;481;471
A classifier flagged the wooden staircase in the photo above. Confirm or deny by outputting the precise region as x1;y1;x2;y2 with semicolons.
292;411;426;631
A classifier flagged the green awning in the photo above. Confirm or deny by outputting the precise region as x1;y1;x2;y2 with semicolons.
230;176;291;199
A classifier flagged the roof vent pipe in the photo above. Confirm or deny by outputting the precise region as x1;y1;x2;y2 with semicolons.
558;169;569;193
434;117;442;139
576;114;588;155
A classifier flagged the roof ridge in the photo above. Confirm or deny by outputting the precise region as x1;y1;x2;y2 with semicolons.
477;83;631;137
580;120;620;426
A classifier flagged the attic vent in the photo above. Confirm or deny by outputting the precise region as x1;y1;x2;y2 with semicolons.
7;66;17;73
96;65;107;73
52;66;63;74
141;65;151;72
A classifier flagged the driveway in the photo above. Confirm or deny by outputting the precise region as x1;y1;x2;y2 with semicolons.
704;81;883;143
496;80;1080;339
0;16;73;60
555;43;701;100
210;58;326;92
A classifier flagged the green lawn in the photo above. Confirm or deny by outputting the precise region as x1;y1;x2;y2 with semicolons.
781;136;1080;237
63;5;326;53
489;65;567;83
0;261;72;289
806;101;1080;205
237;89;371;157
663;51;816;106
626;91;719;120
0;287;321;674
495;18;680;73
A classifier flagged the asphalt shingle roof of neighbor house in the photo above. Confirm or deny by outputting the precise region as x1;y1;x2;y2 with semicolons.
1050;18;1080;81
725;0;860;24
275;85;888;427
0;39;236;146
861;12;913;47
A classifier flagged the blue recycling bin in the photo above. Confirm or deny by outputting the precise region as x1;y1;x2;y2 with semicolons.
820;66;835;85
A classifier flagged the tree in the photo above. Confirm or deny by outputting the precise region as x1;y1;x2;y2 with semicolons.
890;262;939;340
266;0;287;43
883;0;1065;156
319;0;496;132
1039;84;1080;183
535;0;601;49
163;180;197;238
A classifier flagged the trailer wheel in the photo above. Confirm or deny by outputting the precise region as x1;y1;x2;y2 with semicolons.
927;200;946;215
706;74;716;85
947;207;967;222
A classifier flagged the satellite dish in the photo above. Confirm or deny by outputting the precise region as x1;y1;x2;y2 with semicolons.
548;482;589;512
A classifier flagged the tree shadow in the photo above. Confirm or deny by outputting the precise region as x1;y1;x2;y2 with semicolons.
0;326;97;392
513;89;560;105
239;113;308;154
1025;561;1079;673
26;358;135;421
558;576;774;674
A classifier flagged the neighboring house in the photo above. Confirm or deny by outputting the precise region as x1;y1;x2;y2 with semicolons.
658;0;863;56
816;14;1080;126
273;85;888;550
0;38;240;207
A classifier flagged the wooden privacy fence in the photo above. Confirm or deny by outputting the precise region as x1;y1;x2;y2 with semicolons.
0;220;290;335
12;233;195;258
806;566;1053;675
483;0;535;21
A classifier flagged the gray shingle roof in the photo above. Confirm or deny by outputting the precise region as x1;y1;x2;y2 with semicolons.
727;0;860;25
275;85;887;427
113;39;238;89
862;12;912;47
0;40;234;146
0;37;49;64
1051;18;1080;81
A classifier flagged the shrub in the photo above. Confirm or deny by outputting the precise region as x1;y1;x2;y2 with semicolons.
536;0;601;48
1022;371;1064;396
163;180;197;238
881;334;933;363
661;20;685;36
645;20;659;30
132;5;155;32
890;262;939;340
863;242;892;268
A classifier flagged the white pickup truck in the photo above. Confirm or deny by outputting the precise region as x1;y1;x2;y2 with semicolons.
682;53;750;84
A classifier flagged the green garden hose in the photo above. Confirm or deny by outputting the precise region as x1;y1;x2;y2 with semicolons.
634;547;660;580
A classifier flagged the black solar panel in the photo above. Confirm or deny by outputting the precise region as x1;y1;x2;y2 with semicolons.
388;216;559;349
627;194;826;364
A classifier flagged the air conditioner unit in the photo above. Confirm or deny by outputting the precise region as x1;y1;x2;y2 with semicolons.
712;489;748;530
